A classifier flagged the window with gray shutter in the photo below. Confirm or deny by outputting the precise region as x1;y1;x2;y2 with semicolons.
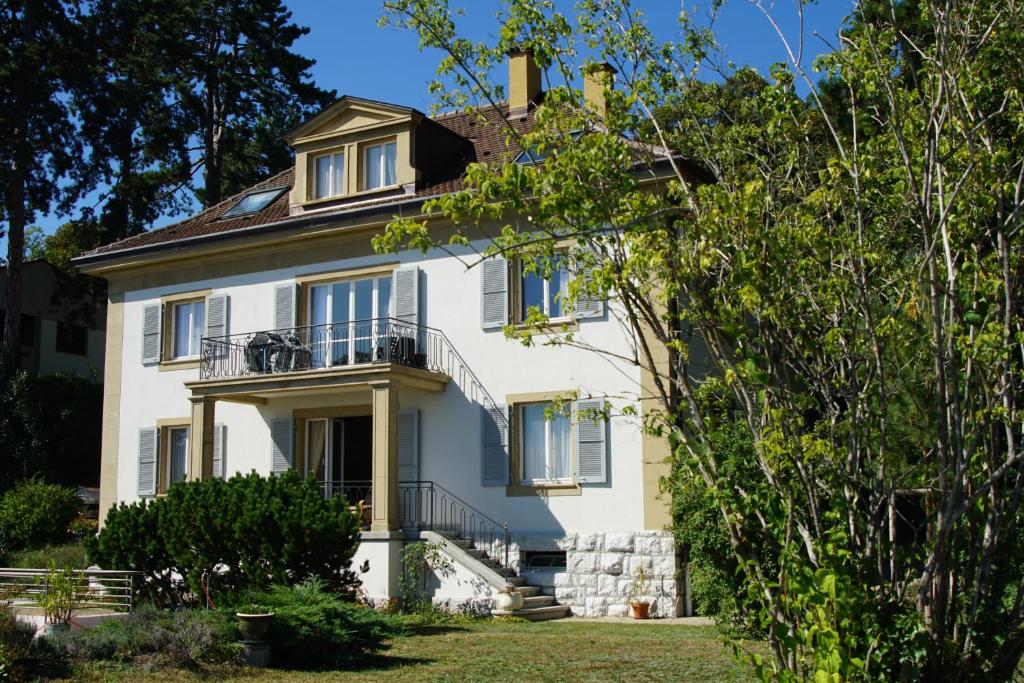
575;399;607;484
480;258;508;330
270;418;293;474
574;250;605;319
393;266;420;327
205;293;228;340
481;404;509;486
141;303;162;364
274;284;298;331
212;423;226;479
137;427;158;496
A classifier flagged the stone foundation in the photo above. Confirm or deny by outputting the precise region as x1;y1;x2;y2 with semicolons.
515;530;680;617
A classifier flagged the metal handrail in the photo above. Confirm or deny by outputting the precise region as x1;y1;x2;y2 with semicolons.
0;567;139;612
199;317;448;381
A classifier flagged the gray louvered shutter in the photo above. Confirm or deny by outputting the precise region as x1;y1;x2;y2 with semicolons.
393;266;420;327
397;410;420;527
212;423;226;479
137;427;158;496
205;293;228;339
575;250;605;319
141;303;162;364
575;399;607;483
270;418;293;474
480;257;508;330
481;404;509;486
274;283;298;331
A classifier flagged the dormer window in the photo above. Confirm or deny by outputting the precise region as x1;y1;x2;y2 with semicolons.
364;141;397;190
314;151;345;199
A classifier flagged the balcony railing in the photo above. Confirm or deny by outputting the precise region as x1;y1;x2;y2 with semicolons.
200;317;448;381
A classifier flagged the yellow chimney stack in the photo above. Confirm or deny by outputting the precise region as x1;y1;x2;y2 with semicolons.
583;62;617;119
508;48;541;115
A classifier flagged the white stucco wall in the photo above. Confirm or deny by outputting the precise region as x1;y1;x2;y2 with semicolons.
113;240;647;535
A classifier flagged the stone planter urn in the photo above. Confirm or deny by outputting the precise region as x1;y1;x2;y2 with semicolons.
236;612;274;641
495;589;523;612
40;622;71;639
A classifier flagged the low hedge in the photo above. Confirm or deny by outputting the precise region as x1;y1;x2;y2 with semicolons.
0;479;81;557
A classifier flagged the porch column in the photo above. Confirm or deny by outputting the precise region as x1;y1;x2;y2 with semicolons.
188;396;216;480
370;382;399;532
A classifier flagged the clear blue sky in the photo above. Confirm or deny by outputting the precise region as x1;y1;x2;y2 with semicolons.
26;0;854;242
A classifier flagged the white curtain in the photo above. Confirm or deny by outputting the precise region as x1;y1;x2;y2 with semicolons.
522;404;546;482
307;420;328;483
550;411;571;479
384;142;397;185
169;428;188;484
315;155;331;198
366;146;383;189
331;153;345;196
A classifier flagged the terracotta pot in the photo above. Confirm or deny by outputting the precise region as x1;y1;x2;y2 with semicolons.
630;601;651;619
495;591;524;612
236;613;274;641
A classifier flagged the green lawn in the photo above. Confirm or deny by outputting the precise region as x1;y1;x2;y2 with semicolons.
67;620;762;682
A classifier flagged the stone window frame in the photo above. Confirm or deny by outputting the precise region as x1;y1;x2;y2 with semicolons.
505;390;581;497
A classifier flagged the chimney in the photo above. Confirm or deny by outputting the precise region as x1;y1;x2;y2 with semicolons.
583;62;617;119
508;48;541;115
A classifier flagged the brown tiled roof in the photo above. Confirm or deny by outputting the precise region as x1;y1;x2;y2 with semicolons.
80;101;536;260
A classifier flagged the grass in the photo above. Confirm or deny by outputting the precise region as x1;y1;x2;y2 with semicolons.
64;619;761;682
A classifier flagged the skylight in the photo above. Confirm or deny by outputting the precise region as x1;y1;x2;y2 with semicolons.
220;187;287;219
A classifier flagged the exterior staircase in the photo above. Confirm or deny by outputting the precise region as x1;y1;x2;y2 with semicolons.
419;528;571;621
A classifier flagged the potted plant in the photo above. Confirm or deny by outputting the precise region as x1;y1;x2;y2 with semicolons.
35;563;84;637
494;584;523;612
626;566;652;619
236;603;274;641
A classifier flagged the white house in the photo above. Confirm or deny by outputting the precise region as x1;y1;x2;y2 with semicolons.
74;51;692;619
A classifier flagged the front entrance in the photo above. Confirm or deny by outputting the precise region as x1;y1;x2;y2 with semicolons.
305;415;372;503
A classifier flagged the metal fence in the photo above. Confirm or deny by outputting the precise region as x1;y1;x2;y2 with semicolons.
0;567;139;612
200;317;449;381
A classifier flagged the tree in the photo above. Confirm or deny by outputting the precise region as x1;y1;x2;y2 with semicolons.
0;0;87;354
377;0;1024;679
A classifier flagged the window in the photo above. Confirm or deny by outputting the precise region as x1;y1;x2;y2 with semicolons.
165;426;189;490
56;321;88;356
363;141;397;190
171;300;205;359
523;551;567;570
220;187;287;218
520;257;569;321
308;276;392;367
314;152;345;199
520;402;572;484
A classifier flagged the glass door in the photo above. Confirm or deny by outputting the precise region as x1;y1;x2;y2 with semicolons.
306;418;329;496
308;276;392;368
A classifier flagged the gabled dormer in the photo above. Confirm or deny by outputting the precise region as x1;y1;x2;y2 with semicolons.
284;96;471;214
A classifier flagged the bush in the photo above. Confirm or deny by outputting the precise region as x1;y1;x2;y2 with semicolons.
0;599;39;682
0;479;81;555
57;604;240;667
7;542;88;570
86;471;362;605
246;578;403;669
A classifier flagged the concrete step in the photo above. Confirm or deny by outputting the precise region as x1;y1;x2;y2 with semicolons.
516;586;541;598
507;576;527;586
522;594;555;608
492;604;571;622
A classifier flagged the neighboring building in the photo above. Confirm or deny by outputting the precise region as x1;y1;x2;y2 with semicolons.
75;51;699;619
0;259;105;377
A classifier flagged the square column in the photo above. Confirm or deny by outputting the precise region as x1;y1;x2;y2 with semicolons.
188;397;216;481
371;382;399;532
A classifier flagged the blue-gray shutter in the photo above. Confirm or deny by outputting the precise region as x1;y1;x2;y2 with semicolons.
274;283;298;331
397;409;420;527
270;418;293;474
575;250;605;319
141;303;162;364
481;404;509;486
212;423;226;479
204;293;229;360
480;258;508;330
137;427;158;496
575;399;607;483
393;266;420;327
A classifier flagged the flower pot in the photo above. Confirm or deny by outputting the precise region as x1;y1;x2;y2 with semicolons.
236;612;274;641
495;591;524;612
630;601;651;619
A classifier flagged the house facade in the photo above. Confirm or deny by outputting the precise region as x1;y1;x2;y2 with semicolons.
75;52;686;619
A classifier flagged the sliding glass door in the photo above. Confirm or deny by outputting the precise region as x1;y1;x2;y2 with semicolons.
309;276;391;368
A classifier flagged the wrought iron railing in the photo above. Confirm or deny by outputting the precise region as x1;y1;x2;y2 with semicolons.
199;317;449;381
398;481;512;580
0;567;139;612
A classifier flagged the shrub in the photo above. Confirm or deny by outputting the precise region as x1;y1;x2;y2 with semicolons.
86;471;362;605
57;604;240;667
246;578;403;669
0;479;81;555
7;542;88;570
0;599;38;682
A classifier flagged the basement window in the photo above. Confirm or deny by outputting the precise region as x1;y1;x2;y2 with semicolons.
522;551;567;571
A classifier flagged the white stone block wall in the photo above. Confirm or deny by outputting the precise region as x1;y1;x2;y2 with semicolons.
516;530;680;617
